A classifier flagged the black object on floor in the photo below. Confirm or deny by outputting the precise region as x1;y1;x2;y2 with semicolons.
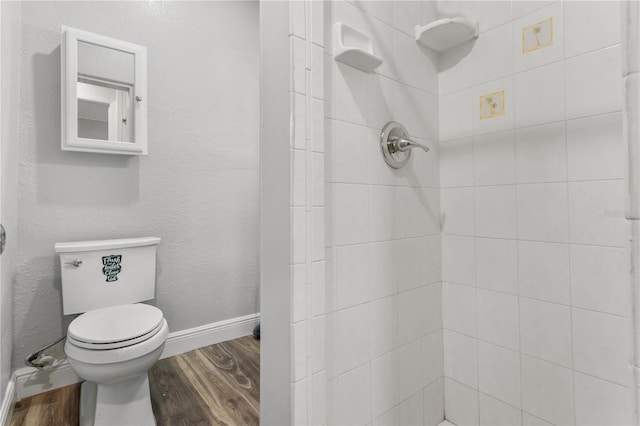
253;323;260;340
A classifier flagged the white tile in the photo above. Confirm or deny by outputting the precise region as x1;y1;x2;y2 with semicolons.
474;130;516;186
292;149;306;206
311;0;324;47
443;282;477;337
368;17;396;81
568;180;627;247
336;183;369;245
424;378;445;426
292;264;306;323
472;22;514;85
442;235;476;286
564;1;621;58
313;207;325;261
515;61;565;128
473;77;515;136
371;350;400;419
371;295;398;358
397;187;440;239
424;330;444;385
440;54;472;95
404;136;440;188
293;322;307;382
312;261;326;316
373;407;400;426
444;330;478;389
398;237;442;291
517;182;569;243
313;371;327;426
313;153;324;205
395;0;420;37
441;187;475;235
424;283;444;336
522;412;552;426
520;297;573;367
623;1;640;76
354;0;395;27
479;393;522;426
399;338;426;400
370;241;397;300
334;61;368;126
325;119;336;182
312;44;324;101
570;244;628;316
336;243;370;309
292;207;306;264
518;241;571;305
476;238;518;295
513;3;563;72
572;308;630;386
325;55;335;117
337;363;372;425
512;1;555;18
567;112;624;181
440;138;474;187
574;372;634;426
399;286;429;346
400;390;424;426
337;303;370;375
440;89;473;141
293;378;307;425
313;316;326;373
396;82;438;141
366;73;395;128
515;121;567;183
395;28;422;90
477;289;519;351
335;121;369;184
566;45;623;119
292;36;306;95
293;93;306;150
312;97;325;152
475;185;517;239
478;342;521;409
290;0;305;38
444;378;479;426
521;355;574;426
369;185;396;242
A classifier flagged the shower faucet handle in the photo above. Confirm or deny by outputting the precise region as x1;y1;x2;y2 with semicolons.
393;137;430;153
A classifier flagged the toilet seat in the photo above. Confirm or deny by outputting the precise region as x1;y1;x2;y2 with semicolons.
68;303;164;350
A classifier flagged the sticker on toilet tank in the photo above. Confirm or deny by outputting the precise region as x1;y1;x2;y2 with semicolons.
102;255;122;282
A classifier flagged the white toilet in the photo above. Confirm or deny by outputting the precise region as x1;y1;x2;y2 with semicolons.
55;237;168;426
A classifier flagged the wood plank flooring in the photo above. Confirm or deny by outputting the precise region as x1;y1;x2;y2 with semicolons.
10;335;260;426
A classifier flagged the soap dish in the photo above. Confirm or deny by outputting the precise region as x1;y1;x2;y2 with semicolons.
415;17;479;52
334;22;383;73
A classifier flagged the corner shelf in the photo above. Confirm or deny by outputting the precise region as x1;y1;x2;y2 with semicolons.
333;22;383;73
415;17;479;52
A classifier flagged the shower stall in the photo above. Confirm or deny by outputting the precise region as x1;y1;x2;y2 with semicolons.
262;0;640;424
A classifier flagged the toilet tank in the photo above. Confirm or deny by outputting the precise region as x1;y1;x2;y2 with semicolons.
55;237;161;315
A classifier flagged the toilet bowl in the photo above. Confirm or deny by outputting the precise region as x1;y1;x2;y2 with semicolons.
65;304;169;426
55;237;167;426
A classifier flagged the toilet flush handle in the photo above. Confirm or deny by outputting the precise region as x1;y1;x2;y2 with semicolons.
64;259;83;267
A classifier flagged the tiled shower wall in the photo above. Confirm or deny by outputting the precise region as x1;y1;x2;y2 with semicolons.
438;1;633;425
324;1;443;424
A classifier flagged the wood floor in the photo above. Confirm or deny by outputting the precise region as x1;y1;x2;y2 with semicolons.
10;335;260;426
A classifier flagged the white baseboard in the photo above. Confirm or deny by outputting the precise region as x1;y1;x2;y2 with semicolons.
0;374;16;426
14;313;260;401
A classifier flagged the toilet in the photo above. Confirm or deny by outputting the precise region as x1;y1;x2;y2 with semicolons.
55;237;168;426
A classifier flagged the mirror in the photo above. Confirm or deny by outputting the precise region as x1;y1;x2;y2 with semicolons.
62;27;147;155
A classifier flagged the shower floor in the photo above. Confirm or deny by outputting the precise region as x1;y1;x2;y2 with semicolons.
9;335;260;426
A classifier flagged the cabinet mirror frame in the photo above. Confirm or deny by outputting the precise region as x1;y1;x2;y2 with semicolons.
62;27;148;155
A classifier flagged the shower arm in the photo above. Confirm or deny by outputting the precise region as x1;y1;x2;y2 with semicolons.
390;136;430;153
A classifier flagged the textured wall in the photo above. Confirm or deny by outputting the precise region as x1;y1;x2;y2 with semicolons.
438;1;632;424
1;0;21;401
14;1;259;369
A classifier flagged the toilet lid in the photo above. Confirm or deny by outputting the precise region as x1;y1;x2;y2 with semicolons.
68;303;164;346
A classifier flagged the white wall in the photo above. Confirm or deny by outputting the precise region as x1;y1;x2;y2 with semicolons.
438;1;632;424
13;1;259;369
324;1;443;424
0;0;20;403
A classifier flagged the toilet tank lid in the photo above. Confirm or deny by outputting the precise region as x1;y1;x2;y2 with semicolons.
55;237;161;253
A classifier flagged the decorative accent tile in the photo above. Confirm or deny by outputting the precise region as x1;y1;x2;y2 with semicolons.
480;90;506;119
522;17;553;53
